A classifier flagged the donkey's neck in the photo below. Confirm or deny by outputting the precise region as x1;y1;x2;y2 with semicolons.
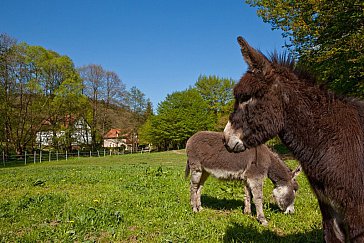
279;84;363;165
267;152;292;186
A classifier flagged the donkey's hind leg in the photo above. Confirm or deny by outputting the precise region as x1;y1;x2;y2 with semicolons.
195;170;209;212
190;170;201;212
247;177;268;226
190;170;209;212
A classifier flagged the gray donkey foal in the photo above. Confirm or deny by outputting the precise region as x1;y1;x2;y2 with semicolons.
185;131;300;225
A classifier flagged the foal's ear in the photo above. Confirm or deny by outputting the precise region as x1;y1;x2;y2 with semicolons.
237;36;271;73
292;165;302;179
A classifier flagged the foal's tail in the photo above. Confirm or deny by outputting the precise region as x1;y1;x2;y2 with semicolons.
185;160;190;179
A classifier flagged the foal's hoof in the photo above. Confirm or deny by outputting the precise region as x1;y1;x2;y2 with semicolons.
192;206;203;213
243;208;251;215
258;218;268;227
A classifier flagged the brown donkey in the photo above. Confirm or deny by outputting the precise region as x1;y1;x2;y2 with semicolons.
185;131;300;226
224;36;364;242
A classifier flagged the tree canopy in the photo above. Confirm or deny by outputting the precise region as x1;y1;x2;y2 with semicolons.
246;0;364;96
0;34;87;153
139;76;235;150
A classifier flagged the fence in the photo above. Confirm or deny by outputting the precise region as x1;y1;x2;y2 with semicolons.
1;148;151;167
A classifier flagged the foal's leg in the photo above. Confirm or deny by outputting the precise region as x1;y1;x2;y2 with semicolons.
195;170;209;212
190;170;202;212
190;170;209;212
243;181;252;215
247;177;268;226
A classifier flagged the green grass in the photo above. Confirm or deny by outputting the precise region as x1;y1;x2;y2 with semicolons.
0;150;322;242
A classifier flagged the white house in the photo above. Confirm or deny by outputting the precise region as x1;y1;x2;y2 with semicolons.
36;117;92;148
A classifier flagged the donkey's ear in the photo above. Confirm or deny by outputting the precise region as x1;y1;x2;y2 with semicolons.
237;36;271;73
292;165;302;179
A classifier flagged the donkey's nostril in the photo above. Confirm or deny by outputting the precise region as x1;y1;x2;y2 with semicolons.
233;142;239;150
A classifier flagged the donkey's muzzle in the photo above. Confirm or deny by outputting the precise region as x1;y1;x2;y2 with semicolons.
223;121;246;152
223;134;246;152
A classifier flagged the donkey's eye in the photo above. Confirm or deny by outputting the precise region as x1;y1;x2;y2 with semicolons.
239;94;252;103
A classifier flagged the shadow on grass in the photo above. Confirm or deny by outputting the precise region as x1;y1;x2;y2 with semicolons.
223;222;323;243
201;195;244;211
201;195;282;213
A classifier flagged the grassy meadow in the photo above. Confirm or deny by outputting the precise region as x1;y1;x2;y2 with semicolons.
0;150;323;242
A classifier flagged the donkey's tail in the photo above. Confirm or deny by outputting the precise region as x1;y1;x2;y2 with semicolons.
185;160;190;179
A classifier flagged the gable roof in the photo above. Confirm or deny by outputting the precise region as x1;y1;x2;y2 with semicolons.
104;129;127;139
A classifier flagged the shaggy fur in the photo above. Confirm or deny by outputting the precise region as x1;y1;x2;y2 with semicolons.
185;131;300;226
224;36;364;242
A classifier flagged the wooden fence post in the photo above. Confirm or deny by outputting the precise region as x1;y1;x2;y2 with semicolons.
34;151;36;164
66;151;68;161
40;151;42;163
25;151;27;165
3;151;5;166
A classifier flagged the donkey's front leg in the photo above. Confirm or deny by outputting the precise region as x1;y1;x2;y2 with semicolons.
318;200;345;243
247;178;268;226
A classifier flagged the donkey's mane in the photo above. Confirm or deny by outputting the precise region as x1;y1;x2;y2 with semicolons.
268;51;317;86
267;51;363;106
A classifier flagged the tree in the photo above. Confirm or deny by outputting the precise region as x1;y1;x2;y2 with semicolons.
104;71;126;107
0;34;17;154
78;64;105;149
143;100;154;120
0;34;85;154
125;86;150;128
139;88;215;150
195;75;235;130
195;75;235;114
246;0;364;96
37;48;86;150
101;71;126;134
126;86;147;114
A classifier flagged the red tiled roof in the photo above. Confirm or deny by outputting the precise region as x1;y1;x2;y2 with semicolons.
104;129;128;139
41;115;77;128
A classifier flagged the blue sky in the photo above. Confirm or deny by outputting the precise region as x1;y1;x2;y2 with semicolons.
1;0;285;109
